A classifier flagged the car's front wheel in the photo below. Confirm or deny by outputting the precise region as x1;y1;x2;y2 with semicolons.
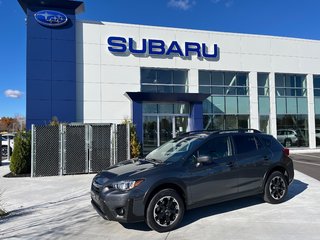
264;171;288;204
146;189;184;232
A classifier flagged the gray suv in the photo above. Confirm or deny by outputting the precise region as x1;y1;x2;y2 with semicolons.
91;129;294;232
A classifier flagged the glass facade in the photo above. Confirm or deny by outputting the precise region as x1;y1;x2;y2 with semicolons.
199;71;250;130
275;74;308;147
139;67;320;151
141;68;188;93
314;76;320;146
258;73;270;133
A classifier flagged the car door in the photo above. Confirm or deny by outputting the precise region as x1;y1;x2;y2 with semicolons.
233;134;271;193
185;136;238;205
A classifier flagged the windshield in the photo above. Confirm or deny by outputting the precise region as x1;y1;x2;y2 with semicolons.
145;135;207;163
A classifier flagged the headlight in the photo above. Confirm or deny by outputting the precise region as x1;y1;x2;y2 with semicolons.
112;179;144;191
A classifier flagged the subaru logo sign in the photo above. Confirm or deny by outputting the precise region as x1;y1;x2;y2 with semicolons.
34;10;68;27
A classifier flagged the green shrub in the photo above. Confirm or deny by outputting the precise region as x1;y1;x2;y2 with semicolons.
10;131;31;175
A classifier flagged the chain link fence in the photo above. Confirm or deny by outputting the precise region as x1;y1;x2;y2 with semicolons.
31;123;130;177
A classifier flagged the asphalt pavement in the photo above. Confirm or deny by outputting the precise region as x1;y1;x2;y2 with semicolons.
290;152;320;181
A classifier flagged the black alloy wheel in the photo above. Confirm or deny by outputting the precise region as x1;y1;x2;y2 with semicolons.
146;189;184;232
264;171;288;204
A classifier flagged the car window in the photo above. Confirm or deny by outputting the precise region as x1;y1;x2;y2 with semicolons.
198;136;232;160
233;135;260;154
260;135;283;151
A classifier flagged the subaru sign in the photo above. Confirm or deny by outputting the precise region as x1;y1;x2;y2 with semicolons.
107;36;219;59
34;10;68;27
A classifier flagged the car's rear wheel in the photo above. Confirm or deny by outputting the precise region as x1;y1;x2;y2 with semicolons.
146;189;184;232
264;171;288;204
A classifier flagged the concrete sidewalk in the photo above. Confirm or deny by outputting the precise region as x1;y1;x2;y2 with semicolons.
0;160;319;240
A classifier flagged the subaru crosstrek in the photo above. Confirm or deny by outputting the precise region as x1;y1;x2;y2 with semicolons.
91;129;294;232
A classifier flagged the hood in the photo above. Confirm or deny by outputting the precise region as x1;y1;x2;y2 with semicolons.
96;159;163;183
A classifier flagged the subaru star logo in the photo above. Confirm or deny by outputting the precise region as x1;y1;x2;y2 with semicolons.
34;10;68;27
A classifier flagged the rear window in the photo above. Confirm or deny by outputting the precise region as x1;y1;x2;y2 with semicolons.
233;135;262;154
259;135;283;151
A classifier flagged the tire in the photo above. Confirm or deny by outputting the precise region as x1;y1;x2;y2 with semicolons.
146;189;185;232
284;139;292;147
264;171;288;204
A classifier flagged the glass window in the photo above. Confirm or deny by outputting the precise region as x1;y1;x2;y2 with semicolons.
225;72;236;86
238;96;250;114
158;104;174;114
225;115;237;129
233;135;259;154
260;116;270;133
198;137;231;159
258;73;269;96
141;68;188;93
237;73;247;86
314;76;320;97
141;69;156;84
199;71;211;85
157;70;172;84
174;103;189;114
276;114;309;147
141;85;157;92
275;74;307;97
173;71;187;85
212;72;224;85
275;74;285;87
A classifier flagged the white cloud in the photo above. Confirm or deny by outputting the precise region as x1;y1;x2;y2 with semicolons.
4;89;23;99
168;0;196;10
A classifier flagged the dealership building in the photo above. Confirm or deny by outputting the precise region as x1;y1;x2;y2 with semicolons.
19;0;320;153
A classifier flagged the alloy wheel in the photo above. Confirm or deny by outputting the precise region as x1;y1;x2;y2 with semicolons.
153;196;180;227
269;176;286;200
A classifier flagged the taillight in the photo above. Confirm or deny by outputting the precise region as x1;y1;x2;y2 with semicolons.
283;148;289;156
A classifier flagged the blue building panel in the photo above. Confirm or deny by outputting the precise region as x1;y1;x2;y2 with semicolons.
52;40;76;62
20;0;83;128
27;100;52;120
52;62;76;81
27;38;52;61
52;100;76;122
52;81;76;101
27;80;51;100
27;60;52;81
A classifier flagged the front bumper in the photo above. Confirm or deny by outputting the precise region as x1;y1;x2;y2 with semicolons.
91;186;145;223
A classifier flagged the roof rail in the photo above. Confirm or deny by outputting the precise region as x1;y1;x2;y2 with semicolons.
176;129;261;138
216;129;261;134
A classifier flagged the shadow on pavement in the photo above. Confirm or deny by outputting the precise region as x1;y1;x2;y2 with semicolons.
122;178;308;231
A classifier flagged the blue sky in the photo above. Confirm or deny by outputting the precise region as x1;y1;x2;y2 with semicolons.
1;0;320;118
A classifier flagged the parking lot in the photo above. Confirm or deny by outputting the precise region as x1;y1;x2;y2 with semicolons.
0;158;319;240
291;153;320;181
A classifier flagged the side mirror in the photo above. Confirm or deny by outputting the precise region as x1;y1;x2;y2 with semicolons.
197;155;212;164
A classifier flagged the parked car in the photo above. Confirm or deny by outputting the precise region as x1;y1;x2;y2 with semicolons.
277;129;304;147
1;133;15;157
91;129;294;232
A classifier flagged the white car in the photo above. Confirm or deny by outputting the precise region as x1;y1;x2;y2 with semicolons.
1;133;15;156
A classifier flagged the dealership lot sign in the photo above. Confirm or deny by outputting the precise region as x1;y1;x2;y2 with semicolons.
107;36;219;59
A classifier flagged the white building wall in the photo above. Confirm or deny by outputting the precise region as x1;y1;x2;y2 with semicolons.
76;20;320;126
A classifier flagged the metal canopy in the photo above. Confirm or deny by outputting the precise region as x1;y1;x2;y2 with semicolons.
125;92;210;102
